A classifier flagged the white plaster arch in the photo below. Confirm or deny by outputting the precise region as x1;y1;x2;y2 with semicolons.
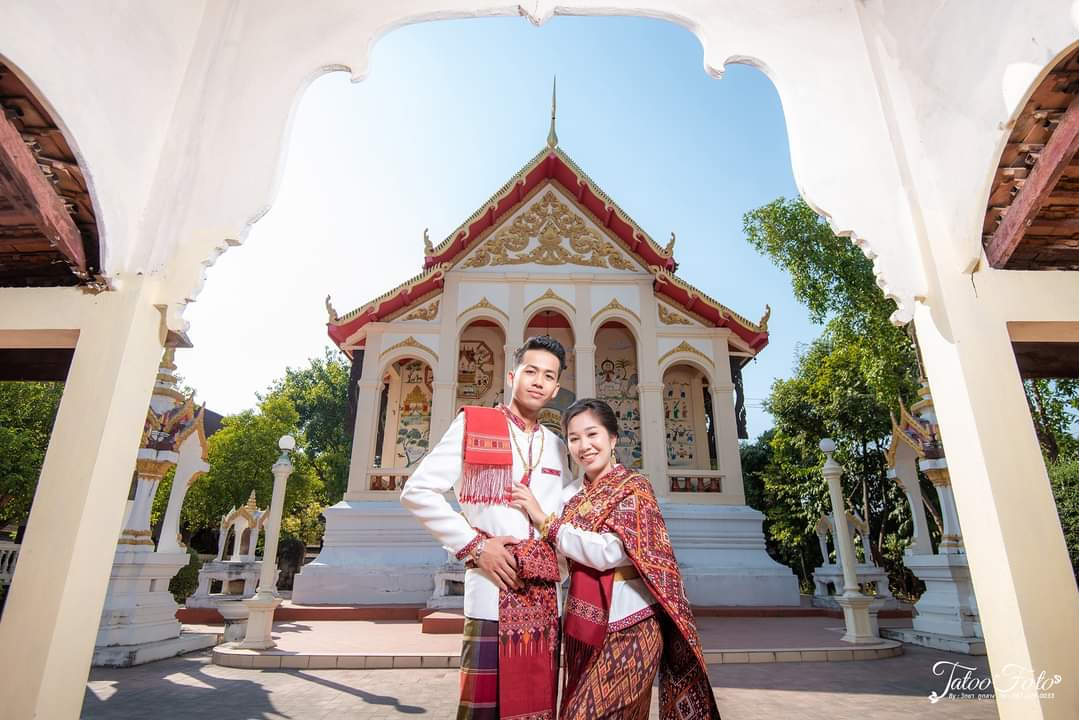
660;356;716;387
378;346;438;375
456;309;509;337
105;0;944;334
590;310;643;346
524;304;577;341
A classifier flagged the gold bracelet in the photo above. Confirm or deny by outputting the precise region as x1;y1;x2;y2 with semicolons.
539;512;556;539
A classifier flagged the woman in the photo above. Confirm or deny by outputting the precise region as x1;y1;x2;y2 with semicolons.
511;398;720;719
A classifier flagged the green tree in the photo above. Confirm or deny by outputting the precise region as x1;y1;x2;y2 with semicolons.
0;382;64;527
180;394;324;541
743;197;923;596
261;347;352;504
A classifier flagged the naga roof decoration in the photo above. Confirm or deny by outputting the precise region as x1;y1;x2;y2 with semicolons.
327;144;769;353
884;379;945;468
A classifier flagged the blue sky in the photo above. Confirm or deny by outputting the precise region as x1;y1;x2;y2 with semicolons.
179;15;818;439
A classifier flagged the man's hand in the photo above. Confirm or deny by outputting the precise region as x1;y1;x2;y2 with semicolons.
475;535;519;590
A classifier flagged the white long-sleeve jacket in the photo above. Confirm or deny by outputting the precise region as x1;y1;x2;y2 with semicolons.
400;410;575;620
555;520;660;629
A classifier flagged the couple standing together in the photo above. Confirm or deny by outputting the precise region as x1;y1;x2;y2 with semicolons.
401;335;721;719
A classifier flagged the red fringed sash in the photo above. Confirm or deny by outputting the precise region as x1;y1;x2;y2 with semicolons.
459;406;513;505
560;465;721;719
498;539;561;720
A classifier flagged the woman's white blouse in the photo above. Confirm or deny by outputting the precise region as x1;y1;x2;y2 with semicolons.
556;522;659;628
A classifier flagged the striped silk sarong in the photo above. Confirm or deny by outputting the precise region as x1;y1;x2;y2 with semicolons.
458;617;499;719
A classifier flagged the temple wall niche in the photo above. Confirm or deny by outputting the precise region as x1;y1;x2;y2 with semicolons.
663;364;715;471
595;324;641;468
456;324;505;409
377;358;432;469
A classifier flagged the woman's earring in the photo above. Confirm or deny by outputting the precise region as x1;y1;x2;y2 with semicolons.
610;447;618;463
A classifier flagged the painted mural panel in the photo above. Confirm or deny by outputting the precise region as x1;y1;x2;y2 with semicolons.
394;360;432;467
457;340;495;399
664;373;696;466
595;326;641;468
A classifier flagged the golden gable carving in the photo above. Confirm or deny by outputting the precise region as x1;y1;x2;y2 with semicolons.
462;190;636;270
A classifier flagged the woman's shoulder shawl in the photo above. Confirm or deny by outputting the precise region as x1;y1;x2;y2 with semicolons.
603;473;722;719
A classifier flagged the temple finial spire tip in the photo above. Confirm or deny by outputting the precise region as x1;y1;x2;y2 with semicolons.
547;76;558;149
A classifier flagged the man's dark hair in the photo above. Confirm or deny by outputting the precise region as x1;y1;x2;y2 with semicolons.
562;398;619;437
513;335;566;374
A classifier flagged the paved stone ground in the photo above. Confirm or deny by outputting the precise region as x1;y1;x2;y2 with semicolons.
83;644;1000;720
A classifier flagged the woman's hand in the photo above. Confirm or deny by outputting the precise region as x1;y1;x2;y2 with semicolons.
510;482;546;526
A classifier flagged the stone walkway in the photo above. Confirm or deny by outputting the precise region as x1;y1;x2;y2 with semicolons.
84;644;999;720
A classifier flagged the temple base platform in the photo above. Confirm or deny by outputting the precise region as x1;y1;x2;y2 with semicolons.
291;500;802;606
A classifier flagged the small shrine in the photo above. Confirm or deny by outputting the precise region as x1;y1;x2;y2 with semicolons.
186;492;268;608
811;511;895;608
881;378;984;654
93;349;217;666
294;92;799;608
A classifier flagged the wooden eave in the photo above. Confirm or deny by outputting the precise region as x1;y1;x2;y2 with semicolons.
0;62;100;286
983;46;1079;270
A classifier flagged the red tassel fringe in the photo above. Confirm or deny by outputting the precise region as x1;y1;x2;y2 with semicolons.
459;462;512;505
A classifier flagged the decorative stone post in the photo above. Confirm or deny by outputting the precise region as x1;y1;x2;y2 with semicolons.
239;435;294;649
820;439;877;643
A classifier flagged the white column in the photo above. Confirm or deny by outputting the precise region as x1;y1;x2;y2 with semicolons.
504;282;525;400
118;460;169;551
710;334;746;504
155;440;209;555
574;344;596;398
240;436;294;649
430;274;459;437
0;278;163;720
916;302;1078;716
344;329;384;500
890;456;933;556
637;383;667;498
573;280;595;399
924;466;964;554
820;440;877;643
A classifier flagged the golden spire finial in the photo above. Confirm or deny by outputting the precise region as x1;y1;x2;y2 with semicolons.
244;490;258;511
546;77;558;149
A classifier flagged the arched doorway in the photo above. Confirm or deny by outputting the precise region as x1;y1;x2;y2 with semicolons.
594;320;642;468
456;318;505;410
524;307;576;433
662;362;718;472
372;356;433;473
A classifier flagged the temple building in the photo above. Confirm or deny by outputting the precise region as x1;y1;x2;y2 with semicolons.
293;107;799;606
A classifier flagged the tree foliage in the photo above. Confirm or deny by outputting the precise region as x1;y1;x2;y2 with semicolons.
261;348;352;504
743;198;924;597
180;394;324;543
0;382;64;528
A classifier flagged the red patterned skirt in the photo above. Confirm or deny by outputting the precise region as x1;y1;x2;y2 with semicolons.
561;615;664;720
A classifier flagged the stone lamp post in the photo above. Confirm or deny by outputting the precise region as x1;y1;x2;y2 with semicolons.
239;434;295;649
820;439;877;643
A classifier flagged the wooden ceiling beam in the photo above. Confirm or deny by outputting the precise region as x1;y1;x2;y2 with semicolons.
987;94;1079;268
0;107;85;276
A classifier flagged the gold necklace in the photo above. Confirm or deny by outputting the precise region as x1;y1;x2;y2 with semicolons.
509;423;544;477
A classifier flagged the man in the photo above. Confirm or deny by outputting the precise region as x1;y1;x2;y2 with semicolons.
400;335;576;719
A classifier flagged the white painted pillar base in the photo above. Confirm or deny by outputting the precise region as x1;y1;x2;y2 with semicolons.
837;593;879;644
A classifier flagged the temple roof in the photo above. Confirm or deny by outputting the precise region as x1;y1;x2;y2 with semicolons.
327;144;769;354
